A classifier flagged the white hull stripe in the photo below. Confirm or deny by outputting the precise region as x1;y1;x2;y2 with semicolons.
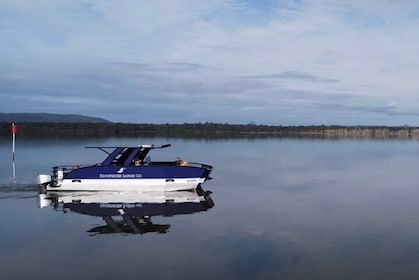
46;178;204;192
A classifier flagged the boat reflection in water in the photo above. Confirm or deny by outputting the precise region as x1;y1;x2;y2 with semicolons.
38;187;214;235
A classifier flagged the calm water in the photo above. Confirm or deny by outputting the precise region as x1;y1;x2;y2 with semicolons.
1;137;419;279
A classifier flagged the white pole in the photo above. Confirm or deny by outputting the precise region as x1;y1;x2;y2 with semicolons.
12;123;16;180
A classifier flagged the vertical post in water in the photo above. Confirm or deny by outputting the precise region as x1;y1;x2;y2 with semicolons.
11;123;17;180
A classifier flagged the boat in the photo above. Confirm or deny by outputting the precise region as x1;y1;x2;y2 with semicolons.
37;144;213;192
38;189;215;235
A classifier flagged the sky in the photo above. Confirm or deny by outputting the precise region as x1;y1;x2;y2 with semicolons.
1;0;419;125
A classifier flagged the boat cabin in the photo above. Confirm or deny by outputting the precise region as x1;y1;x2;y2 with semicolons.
87;144;172;167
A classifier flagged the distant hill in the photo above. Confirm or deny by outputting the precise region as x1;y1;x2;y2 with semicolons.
0;113;111;123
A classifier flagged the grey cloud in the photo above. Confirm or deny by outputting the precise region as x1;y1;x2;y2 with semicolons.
0;62;335;116
244;71;340;83
1;59;417;125
314;101;419;117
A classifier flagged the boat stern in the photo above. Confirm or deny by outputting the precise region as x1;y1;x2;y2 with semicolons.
37;174;52;186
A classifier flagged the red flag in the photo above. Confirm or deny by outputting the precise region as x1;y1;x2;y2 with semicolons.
11;123;17;134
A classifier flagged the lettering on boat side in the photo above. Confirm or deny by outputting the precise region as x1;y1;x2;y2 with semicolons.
99;173;143;178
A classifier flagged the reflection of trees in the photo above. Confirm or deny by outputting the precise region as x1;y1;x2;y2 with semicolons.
1;122;418;138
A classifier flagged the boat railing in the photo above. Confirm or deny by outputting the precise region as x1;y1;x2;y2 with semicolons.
53;162;212;170
53;164;94;172
186;162;213;170
144;160;212;169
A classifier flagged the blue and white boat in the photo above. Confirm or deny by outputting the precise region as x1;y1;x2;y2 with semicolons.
37;144;213;192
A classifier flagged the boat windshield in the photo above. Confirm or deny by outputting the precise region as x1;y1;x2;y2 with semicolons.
87;144;170;166
106;147;153;166
110;148;135;165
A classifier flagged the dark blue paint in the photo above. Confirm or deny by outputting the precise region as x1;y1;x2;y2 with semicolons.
65;165;211;179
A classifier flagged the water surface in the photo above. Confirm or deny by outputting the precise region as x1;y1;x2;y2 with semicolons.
1;137;419;279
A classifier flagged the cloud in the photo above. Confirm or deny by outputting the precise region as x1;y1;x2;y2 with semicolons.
244;71;340;83
1;0;419;125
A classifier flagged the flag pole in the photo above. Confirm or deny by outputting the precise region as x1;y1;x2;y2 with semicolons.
12;123;16;180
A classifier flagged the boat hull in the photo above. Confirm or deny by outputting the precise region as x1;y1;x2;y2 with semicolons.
43;177;206;192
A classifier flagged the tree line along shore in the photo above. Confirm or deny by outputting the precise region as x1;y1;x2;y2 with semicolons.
1;122;419;139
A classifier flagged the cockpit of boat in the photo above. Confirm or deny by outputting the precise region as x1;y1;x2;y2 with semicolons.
87;144;173;167
84;144;211;169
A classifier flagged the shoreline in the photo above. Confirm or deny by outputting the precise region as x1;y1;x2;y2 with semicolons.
1;122;419;139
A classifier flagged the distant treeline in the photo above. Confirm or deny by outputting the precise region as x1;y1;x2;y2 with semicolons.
1;122;419;139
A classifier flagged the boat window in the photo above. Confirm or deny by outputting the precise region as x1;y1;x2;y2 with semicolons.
130;149;148;166
145;156;151;165
111;148;135;165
